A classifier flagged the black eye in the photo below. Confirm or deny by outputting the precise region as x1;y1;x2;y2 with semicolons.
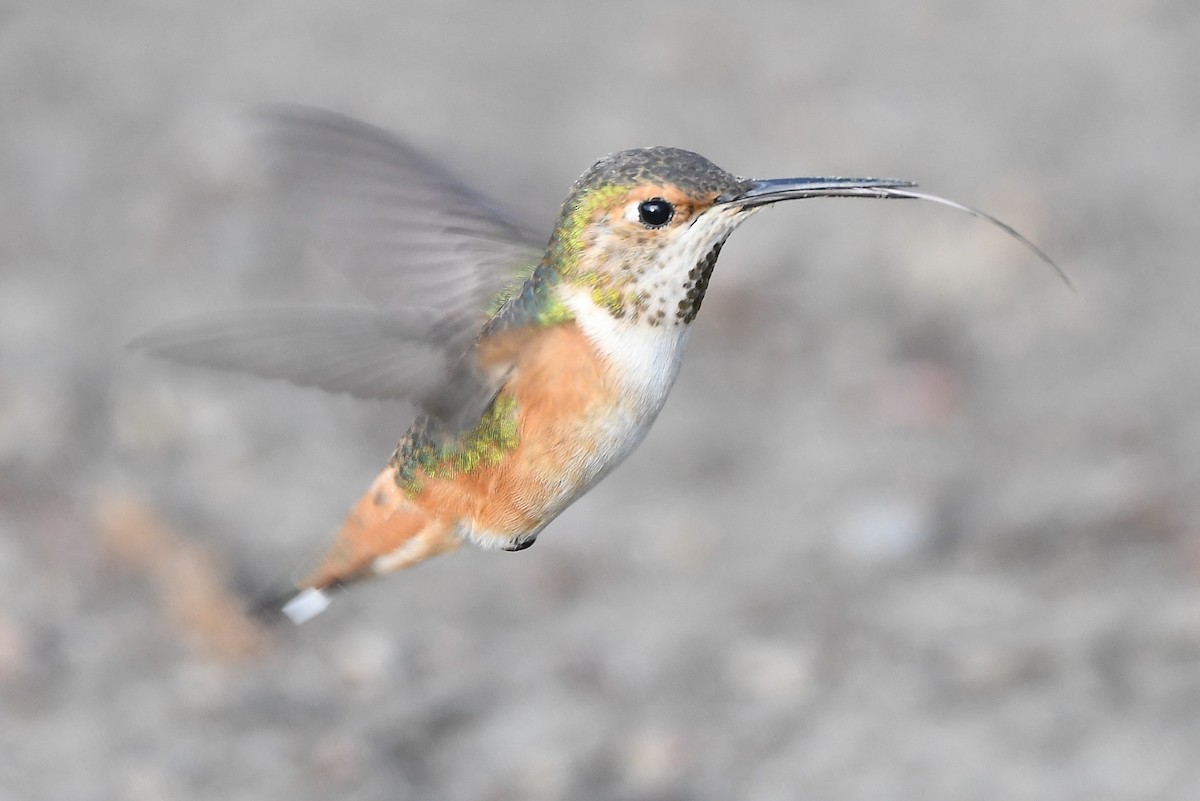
637;198;675;228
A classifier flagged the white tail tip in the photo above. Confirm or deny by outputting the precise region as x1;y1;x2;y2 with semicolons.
281;587;331;624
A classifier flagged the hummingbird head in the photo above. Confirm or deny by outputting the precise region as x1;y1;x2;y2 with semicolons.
547;146;913;326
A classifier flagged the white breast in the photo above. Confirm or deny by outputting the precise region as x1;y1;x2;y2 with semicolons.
462;290;692;549
562;287;691;476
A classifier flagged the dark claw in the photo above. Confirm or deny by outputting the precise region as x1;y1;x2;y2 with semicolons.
502;535;537;552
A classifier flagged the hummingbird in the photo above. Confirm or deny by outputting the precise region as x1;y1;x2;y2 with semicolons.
135;107;1064;623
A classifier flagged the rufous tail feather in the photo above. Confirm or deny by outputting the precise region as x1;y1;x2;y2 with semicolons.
257;468;459;624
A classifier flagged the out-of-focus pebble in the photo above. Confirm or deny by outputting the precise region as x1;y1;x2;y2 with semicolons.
0;613;31;684
725;640;814;707
854;361;962;429
620;729;690;792
838;497;936;563
332;627;396;689
309;734;361;781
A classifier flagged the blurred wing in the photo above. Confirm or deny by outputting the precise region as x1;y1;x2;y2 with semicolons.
131;307;441;400
260;105;546;348
130;307;475;405
133;307;503;437
135;109;550;435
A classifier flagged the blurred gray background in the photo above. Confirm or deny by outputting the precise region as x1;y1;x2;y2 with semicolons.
4;2;1200;799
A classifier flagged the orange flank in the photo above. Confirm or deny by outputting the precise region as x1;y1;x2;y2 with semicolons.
297;320;619;594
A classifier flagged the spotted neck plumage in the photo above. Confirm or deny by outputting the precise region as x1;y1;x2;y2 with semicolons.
548;194;747;328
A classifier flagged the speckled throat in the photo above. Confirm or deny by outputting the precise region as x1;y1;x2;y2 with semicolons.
678;241;722;325
569;201;750;327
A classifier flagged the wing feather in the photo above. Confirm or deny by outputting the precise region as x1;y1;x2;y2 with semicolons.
136;107;547;438
259;105;545;341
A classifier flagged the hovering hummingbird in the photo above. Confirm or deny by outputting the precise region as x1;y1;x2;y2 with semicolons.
135;107;1064;623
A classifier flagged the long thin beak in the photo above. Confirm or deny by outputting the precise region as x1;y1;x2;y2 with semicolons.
715;176;1071;287
720;177;917;208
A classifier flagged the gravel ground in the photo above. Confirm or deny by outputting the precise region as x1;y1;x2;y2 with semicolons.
4;2;1200;800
